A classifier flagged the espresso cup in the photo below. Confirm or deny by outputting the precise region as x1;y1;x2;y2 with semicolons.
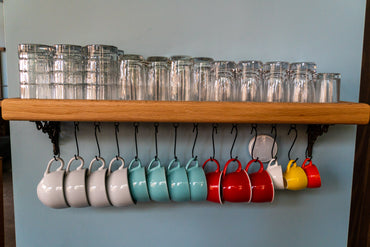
222;158;251;203
202;158;222;204
107;156;134;207
37;157;69;209
87;157;111;207
64;156;89;208
146;158;170;202
185;157;207;202
266;158;285;190
301;158;321;188
128;158;150;203
283;160;308;191
245;159;274;203
167;159;191;202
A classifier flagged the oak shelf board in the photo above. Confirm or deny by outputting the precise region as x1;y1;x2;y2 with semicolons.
1;98;369;124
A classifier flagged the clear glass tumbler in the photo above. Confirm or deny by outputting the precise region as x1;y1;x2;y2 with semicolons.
315;73;341;102
237;61;263;102
83;45;118;100
193;57;214;101
170;56;193;101
210;61;236;101
119;54;146;100
18;44;54;99
288;62;316;102
147;56;170;101
263;61;290;102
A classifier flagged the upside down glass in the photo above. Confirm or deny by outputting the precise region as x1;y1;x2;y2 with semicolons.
193;57;214;101
210;61;236;101
289;62;316;102
315;73;341;102
237;61;263;102
147;56;170;100
170;56;193;101
263;61;289;102
119;54;146;100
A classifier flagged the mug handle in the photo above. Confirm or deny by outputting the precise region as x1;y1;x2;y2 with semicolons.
148;158;161;171
245;159;264;173
88;156;106;175
185;157;199;170
301;158;312;169
286;160;297;173
128;158;142;171
168;159;181;171
44;157;65;176
66;156;85;173
267;158;278;168
222;158;242;176
108;156;125;176
202;158;220;173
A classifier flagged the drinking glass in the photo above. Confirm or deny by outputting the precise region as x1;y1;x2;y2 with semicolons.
119;54;146;100
193;57;214;101
170;56;193;101
237;61;263;102
315;73;341;102
209;61;236;101
263;61;289;102
147;56;170;101
288;62;316;102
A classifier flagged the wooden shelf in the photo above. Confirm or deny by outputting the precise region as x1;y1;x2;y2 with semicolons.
1;99;369;124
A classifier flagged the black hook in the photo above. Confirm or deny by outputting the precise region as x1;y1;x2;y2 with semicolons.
154;123;159;160
114;122;120;159
133;122;139;160
230;124;238;160
173;123;179;161
271;124;277;160
74;122;80;159
210;124;218;160
191;123;199;159
288;124;298;162
94;122;101;158
250;124;259;160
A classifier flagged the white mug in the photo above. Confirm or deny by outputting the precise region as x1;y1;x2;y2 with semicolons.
64;156;89;208
37;157;69;209
87;157;111;207
107;156;134;207
266;158;285;190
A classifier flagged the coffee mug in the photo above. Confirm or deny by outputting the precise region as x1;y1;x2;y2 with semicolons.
245;159;274;203
202;158;222;204
37;157;69;209
64;156;89;208
301;158;321;188
185;157;207;201
167;159;191;202
87;157;111;207
222;158;251;203
147;158;170;202
283;160;308;191
266;158;285;190
107;156;134;207
128;158;150;203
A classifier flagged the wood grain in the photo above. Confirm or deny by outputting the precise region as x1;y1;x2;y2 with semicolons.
1;99;369;124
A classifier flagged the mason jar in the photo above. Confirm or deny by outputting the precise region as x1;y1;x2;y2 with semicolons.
288;62;316;102
119;54;146;100
193;57;214;101
170;56;193;101
210;61;236;101
263;61;290;102
147;56;170;101
315;73;341;102
237;61;263;102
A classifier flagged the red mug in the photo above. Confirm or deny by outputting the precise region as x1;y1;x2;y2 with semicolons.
222;159;251;203
301;158;321;188
202;159;222;204
245;159;274;203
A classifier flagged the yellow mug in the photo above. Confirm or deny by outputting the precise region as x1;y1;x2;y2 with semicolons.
283;160;308;190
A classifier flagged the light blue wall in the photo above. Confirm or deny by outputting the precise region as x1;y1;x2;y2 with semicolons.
4;0;365;246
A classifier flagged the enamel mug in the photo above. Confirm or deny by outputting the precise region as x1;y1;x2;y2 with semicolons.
185;157;207;202
301;158;321;188
146;158;170;202
87;157;111;207
167;159;191;202
128;158;150;203
266;158;285;190
202;158;222;204
283;160;308;191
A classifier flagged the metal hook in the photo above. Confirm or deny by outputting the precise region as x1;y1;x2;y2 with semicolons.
250;124;259;160
210;124;218;160
230;124;238;160
271;124;277;160
154;123;159;160
192;123;199;159
114;122;120;159
74;122;80;160
288;124;298;162
173;123;179;160
94;122;101;158
133;122;139;160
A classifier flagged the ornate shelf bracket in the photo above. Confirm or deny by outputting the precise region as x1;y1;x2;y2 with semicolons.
306;124;330;158
35;121;60;155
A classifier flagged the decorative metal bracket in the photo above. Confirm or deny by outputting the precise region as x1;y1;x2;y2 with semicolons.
306;124;330;158
35;121;60;155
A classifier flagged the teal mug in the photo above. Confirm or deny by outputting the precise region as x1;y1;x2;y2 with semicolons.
167;159;190;202
146;158;170;202
185;157;207;201
128;158;150;203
